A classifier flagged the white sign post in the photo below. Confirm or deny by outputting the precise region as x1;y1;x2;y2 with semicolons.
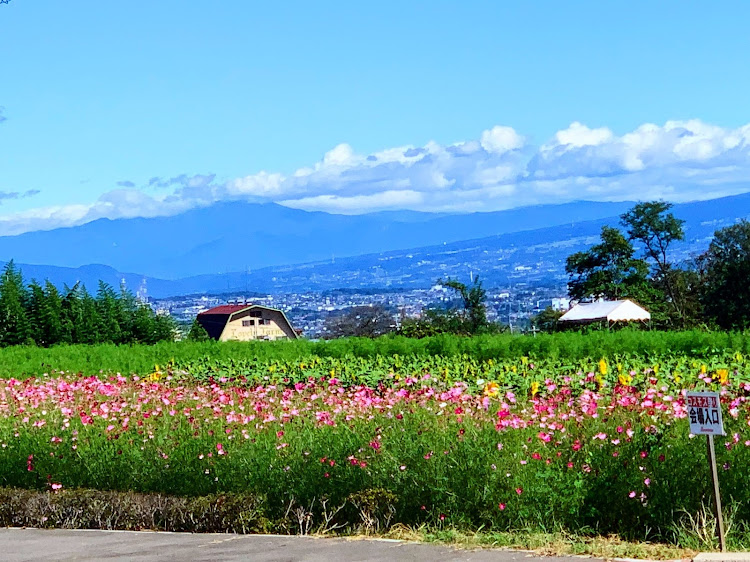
686;391;726;552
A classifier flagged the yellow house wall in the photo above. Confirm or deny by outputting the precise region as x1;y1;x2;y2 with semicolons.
219;309;295;341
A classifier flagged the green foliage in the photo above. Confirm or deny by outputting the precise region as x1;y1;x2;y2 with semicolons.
531;306;563;332
2;330;750;379
323;304;396;339
402;277;501;337
440;277;489;333
187;318;211;342
0;261;32;346
2;378;750;543
701;220;750;329
565;226;652;302
621;201;692;325
0;262;175;347
621;201;685;273
565;201;708;328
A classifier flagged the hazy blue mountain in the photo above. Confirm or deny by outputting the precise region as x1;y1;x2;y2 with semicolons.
0;200;634;279
148;191;750;296
0;261;175;297
4;192;750;297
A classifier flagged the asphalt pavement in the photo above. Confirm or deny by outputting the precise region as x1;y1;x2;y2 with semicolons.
1;528;607;562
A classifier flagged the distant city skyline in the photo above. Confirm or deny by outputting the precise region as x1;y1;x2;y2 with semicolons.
2;2;750;234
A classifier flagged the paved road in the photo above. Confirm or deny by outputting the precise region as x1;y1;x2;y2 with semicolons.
2;528;605;562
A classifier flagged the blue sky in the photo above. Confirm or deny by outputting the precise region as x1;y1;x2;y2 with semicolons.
1;1;750;234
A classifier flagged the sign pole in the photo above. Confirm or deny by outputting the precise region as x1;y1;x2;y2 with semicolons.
706;434;726;552
687;391;726;552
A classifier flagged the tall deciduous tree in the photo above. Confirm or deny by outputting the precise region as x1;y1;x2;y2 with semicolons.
620;201;687;323
439;276;489;334
323;304;395;339
565;226;651;302
700;220;750;329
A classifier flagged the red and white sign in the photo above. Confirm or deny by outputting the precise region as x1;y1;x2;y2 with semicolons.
686;391;725;435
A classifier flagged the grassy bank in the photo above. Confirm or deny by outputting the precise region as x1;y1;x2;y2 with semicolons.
0;487;699;559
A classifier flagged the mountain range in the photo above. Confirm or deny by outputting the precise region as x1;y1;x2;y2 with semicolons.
2;193;750;298
0;200;634;279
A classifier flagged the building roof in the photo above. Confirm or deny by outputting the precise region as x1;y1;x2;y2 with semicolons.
198;304;254;316
196;303;299;340
559;299;650;323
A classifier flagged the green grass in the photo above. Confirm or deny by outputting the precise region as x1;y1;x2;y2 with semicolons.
2;329;750;378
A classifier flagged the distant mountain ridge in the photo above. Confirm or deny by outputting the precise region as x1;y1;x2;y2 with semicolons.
0;200;634;279
3;192;750;297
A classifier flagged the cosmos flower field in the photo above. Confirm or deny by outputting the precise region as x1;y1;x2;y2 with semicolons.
1;349;750;542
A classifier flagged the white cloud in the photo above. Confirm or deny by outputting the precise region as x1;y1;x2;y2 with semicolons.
226;171;285;197
280;190;425;213
2;119;750;234
551;121;614;148
480;126;525;154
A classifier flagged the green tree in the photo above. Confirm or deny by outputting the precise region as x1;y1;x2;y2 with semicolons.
700;220;750;329
439;276;490;334
0;260;31;346
96;281;123;343
323;304;395;339
187;318;211;341
59;283;83;344
531;306;564;333
77;286;102;344
27;280;46;345
620;201;687;324
40;281;65;346
153;312;177;343
131;304;157;344
117;283;139;342
565;226;652;302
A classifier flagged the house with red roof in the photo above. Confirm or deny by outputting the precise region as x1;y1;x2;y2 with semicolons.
196;304;299;341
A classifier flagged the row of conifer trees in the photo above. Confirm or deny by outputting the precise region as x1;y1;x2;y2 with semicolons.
0;261;176;347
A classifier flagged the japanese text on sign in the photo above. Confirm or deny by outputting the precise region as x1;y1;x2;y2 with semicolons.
686;391;725;435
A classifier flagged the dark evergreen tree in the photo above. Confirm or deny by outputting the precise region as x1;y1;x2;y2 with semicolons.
131;304;157;344
0;262;176;347
117;283;138;342
153;312;177;343
187;318;211;341
96;281;123;343
59;283;83;344
77;286;102;344
27;280;46;345
41;281;65;346
0;260;32;346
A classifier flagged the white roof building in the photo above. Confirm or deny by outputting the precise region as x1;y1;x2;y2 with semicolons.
559;299;650;324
